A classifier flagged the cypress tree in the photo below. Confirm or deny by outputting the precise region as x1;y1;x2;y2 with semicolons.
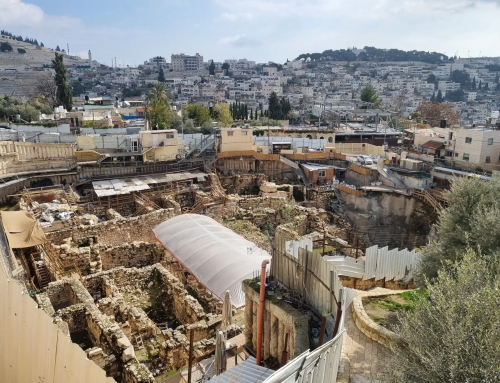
260;109;264;118
244;104;248;120
436;90;443;103
250;108;254;120
52;52;73;111
158;67;166;82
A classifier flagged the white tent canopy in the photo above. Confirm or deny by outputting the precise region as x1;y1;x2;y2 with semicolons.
153;214;271;307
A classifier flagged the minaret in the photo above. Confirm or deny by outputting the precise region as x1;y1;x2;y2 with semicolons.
88;50;92;67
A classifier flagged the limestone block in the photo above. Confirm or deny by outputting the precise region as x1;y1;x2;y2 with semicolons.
260;182;278;193
117;336;132;349
122;345;136;362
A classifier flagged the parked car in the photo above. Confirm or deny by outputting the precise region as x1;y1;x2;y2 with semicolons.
357;155;373;165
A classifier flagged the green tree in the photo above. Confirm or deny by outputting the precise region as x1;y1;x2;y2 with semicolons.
430;93;436;102
213;103;233;127
436;90;443;103
158;67;166;82
450;70;470;88
183;104;211;126
419;175;500;280
244;104;248;120
485;82;489;90
209;60;215;76
360;84;381;108
478;80;482;90
472;77;476;90
0;42;12;52
444;89;464;102
55;45;60;51
250;108;254;120
426;74;436;84
394;248;500;383
52;53;73;111
260;109;264;118
145;82;173;130
17;48;26;54
268;92;281;119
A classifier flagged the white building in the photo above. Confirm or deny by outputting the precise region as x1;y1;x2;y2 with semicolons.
171;53;204;71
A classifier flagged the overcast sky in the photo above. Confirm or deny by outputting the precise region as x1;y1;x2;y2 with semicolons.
1;0;499;67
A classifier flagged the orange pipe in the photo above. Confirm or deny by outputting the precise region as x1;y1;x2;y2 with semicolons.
256;259;269;365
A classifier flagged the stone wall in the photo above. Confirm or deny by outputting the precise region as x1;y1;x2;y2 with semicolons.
220;174;267;195
352;295;403;348
98;242;162;270
47;208;177;246
37;279;94;314
83;264;221;372
36;278;154;383
242;281;310;362
339;276;415;290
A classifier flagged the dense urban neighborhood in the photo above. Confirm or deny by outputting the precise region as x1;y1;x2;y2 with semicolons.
1;18;500;383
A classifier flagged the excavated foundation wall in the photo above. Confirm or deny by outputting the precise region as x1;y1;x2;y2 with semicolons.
35;279;153;383
242;282;310;363
220;174;267;195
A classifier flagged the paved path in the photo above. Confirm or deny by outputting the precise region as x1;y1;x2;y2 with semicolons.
342;288;405;382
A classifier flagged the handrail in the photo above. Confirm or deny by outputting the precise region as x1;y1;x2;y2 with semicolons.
414;189;443;212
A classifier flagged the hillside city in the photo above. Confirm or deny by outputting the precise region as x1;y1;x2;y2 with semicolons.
0;22;499;383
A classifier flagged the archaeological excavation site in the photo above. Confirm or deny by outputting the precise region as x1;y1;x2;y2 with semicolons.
0;135;438;383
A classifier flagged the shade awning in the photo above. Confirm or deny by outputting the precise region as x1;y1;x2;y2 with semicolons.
0;211;47;248
153;214;271;307
421;140;445;150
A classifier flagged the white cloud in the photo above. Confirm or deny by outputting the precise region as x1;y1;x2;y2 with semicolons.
221;12;253;21
220;34;244;44
0;0;44;26
219;34;259;47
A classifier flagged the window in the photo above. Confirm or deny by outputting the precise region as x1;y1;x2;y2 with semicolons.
318;170;326;177
455;152;459;157
445;150;453;157
131;140;138;152
463;153;470;161
227;131;234;136
486;156;491;163
166;134;174;139
449;132;453;140
465;137;472;143
241;131;247;136
488;138;493;145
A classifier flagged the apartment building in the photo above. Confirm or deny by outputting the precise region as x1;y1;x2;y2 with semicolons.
414;127;500;168
171;53;204;71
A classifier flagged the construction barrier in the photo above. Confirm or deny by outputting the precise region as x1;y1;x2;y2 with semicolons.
350;164;371;175
338;184;363;197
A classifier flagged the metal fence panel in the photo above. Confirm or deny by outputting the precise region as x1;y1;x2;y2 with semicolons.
0;276;115;383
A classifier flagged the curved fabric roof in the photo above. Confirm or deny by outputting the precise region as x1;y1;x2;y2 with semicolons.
153;214;271;307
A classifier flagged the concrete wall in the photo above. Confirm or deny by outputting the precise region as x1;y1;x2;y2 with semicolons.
325;142;385;156
0;141;75;176
76;135;96;150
